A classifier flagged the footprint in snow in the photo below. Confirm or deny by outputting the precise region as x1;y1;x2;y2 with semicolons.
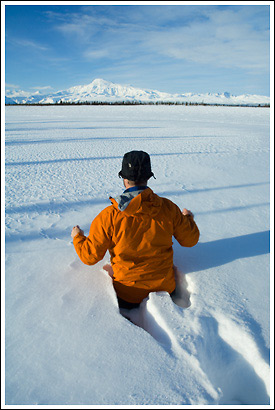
196;313;270;405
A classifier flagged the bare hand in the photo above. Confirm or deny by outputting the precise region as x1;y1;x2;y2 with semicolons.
71;225;84;239
182;208;194;218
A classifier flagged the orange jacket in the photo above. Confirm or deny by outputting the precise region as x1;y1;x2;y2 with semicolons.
73;188;199;303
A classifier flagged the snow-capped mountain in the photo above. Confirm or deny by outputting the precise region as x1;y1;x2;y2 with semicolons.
5;78;270;106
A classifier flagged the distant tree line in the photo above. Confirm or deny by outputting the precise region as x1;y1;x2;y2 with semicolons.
5;100;270;108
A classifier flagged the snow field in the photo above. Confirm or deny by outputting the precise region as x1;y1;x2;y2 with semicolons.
4;105;271;405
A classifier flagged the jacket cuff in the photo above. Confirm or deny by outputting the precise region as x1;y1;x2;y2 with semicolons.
73;232;86;244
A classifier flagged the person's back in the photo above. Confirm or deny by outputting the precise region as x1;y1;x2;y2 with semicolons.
108;186;199;303
71;150;199;308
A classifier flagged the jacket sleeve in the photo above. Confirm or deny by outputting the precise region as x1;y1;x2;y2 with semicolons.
73;207;113;265
173;205;200;247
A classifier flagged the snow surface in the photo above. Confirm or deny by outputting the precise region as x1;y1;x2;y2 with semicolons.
5;78;270;106
4;104;271;406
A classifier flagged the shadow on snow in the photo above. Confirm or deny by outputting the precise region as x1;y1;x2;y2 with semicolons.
174;230;270;274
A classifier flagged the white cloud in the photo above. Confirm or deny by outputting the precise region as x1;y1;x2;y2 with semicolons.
51;5;269;73
144;8;269;72
5;83;20;89
10;37;49;51
84;49;111;60
30;86;53;91
52;12;115;42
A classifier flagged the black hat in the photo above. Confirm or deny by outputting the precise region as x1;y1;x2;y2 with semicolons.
118;150;155;181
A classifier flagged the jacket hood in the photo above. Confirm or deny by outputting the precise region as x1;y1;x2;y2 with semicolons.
110;188;162;217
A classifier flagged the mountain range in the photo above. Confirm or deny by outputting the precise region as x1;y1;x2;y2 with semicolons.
5;78;270;106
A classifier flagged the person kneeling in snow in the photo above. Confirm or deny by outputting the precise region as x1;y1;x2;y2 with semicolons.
71;150;199;309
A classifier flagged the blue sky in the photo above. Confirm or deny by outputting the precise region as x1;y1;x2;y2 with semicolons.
4;3;271;96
